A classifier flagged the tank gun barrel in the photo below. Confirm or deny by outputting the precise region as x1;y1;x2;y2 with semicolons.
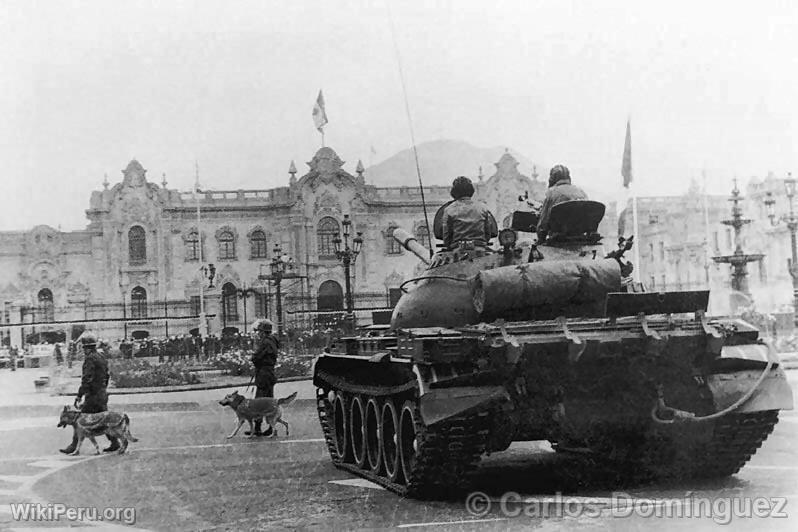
392;228;431;265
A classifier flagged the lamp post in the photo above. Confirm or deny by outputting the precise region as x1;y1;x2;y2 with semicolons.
333;214;363;326
258;244;299;337
764;172;798;316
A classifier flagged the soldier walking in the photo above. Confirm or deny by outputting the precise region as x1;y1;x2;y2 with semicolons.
60;332;120;454
246;319;279;436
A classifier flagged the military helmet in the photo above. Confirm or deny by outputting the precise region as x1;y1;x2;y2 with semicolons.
252;319;274;332
450;176;475;199
549;165;571;187
77;331;98;347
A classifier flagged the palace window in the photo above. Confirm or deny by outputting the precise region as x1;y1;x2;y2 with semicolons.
317;217;339;259
129;226;146;264
221;282;238;322
254;290;268;318
131;286;147;319
38;288;54;322
250;230;268;259
218;230;236;260
385;225;402;255
185;231;200;261
415;224;431;248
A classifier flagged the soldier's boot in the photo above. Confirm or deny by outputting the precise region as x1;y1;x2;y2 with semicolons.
60;432;78;454
245;418;264;437
103;436;121;453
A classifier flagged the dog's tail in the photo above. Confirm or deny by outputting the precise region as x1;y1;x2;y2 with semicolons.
123;414;140;442
277;391;298;406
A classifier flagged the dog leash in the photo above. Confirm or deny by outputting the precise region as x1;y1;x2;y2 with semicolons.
245;374;255;395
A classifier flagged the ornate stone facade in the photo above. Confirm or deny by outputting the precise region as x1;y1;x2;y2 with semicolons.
1;147;583;343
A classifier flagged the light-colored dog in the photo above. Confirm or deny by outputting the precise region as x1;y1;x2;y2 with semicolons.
219;390;297;439
58;406;139;455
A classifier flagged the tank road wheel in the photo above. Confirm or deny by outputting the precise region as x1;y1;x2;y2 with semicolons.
365;398;383;474
381;399;403;484
398;400;421;485
350;395;367;469
333;393;353;463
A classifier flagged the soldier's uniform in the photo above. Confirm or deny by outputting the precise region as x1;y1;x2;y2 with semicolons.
536;165;587;242
60;332;119;454
441;176;497;249
249;319;280;436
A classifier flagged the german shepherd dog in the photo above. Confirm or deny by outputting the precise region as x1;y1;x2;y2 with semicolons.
58;406;139;455
219;391;298;439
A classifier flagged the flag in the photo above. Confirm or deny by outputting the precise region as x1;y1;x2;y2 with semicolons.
621;118;632;188
312;90;328;132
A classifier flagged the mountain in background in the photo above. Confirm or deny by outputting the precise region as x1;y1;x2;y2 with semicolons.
364;139;543;187
364;138;608;203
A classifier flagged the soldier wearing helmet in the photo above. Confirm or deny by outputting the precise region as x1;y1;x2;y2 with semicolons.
536;165;588;242
60;332;120;454
247;319;279;436
441;176;498;249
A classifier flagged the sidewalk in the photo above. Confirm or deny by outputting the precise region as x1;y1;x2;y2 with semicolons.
0;367;316;411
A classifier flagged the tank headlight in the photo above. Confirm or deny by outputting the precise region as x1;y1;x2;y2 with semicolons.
498;229;517;247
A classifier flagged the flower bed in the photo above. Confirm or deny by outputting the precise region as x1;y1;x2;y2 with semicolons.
209;349;313;379
109;358;201;388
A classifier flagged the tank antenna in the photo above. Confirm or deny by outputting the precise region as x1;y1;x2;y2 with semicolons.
386;2;433;258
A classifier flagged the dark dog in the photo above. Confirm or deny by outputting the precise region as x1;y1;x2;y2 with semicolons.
58;406;139;455
219;391;297;439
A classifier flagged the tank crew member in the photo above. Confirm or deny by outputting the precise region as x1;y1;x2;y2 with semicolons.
536;165;588;242
247;319;280;436
60;332;120;454
441;176;498;248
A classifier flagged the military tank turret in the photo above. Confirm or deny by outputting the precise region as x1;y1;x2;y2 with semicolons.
313;199;793;497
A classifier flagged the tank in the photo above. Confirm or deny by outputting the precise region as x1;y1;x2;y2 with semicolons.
313;199;793;498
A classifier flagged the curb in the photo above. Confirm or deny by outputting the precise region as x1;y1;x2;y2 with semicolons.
54;374;313;396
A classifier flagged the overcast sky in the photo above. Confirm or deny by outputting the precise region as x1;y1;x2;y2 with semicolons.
1;0;797;230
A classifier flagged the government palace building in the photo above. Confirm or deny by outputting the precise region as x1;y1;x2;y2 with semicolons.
0;146;570;345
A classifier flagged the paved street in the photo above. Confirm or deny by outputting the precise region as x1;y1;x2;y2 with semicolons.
0;368;796;531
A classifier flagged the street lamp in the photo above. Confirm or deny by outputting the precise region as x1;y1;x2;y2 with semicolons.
763;172;798;317
269;243;290;337
333;214;363;325
236;284;259;334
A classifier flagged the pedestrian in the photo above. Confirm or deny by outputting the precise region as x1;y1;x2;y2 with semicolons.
60;332;120;454
246;319;280;436
54;343;63;365
9;345;18;371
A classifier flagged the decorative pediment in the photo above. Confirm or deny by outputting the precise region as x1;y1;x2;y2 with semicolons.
298;147;358;192
215;264;241;287
314;191;342;214
121;160;147;188
24;225;63;258
215;225;239;241
246;225;270;239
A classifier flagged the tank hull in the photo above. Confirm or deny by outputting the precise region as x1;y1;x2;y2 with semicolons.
313;315;792;497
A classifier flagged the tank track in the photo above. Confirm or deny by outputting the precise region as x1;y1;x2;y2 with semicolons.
690;409;779;478
316;386;490;498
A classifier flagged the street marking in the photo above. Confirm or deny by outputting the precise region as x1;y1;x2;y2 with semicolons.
747;465;798;471
133;438;325;453
329;478;385;490
398;518;507;528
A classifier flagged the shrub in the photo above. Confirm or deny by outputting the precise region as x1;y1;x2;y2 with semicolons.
209;348;312;379
109;358;201;388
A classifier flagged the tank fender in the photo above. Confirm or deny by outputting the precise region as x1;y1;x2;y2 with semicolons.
707;367;793;413
419;386;512;427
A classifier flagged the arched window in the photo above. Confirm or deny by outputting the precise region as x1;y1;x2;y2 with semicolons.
129;226;146;264
250;230;268;259
221;282;238;324
185;231;200;261
38;288;54;322
317;280;344;311
415;224;431;248
218;230;236;260
317;217;339;259
385;225;402;255
131;286;147;319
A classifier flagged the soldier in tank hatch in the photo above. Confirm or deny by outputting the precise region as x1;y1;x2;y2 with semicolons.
536;164;588;242
441;176;498;249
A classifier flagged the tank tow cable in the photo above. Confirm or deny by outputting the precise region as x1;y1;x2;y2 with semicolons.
651;341;777;424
